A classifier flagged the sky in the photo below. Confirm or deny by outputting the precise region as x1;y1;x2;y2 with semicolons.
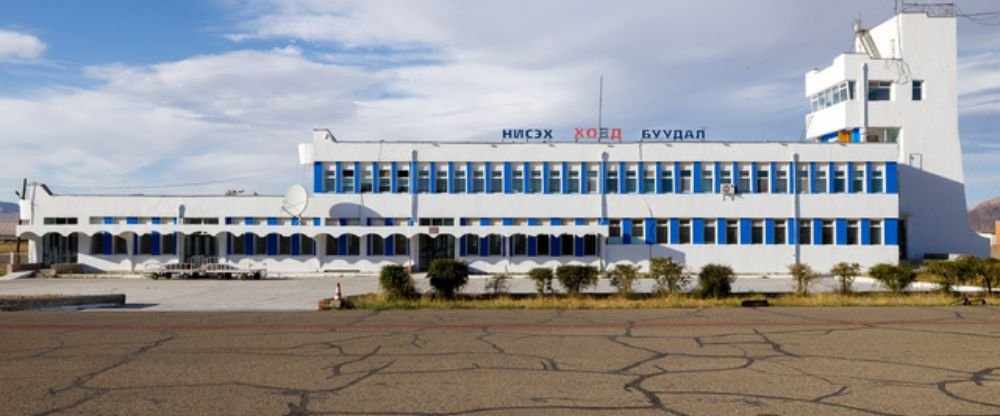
0;0;998;206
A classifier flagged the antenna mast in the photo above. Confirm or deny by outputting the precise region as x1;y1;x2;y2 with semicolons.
598;75;604;143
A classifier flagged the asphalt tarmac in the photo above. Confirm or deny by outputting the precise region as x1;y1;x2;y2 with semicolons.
3;307;1000;415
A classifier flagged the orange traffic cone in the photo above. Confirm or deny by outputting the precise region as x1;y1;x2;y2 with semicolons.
334;282;343;301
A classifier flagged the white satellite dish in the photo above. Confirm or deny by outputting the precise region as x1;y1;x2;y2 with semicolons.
281;184;309;218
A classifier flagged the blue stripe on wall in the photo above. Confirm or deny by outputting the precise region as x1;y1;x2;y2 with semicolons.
245;233;254;256
812;219;823;245
618;162;626;194
836;219;847;245
769;162;777;193
655;162;663;193
503;162;512;194
390;162;398;193
790;160;797;194
788;218;797;245
765;219;775;244
151;231;161;256
528;218;539;226
267;217;278;226
645;218;656;245
809;162;817;193
523;162;530;193
716;219;726;244
267;233;278;256
579;162;587;194
599;160;607;194
562;162;569;194
673;162;681;193
372;162;379;194
503;218;514;226
484;162;492;193
314;162;323;193
354;161;361;194
574;236;584;256
480;218;490;226
467;162;475;193
692;218;704;244
886;162;898;193
846;162;854;193
739;218;752;245
669;218;680;244
827;162;835;193
335;162;343;193
411;160;419;194
750;162;758;193
542;162;550;194
551;235;560;257
714;162;721;193
865;162;873;193
621;218;632;245
576;218;585;226
860;219;871;245
429;161;436;193
292;233;301;256
448;162;456;194
459;236;466;256
692;162;702;193
527;236;536;257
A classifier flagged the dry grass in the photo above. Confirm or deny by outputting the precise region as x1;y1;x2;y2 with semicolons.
347;292;968;310
0;242;27;253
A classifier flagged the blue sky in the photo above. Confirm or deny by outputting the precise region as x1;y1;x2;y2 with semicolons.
1;0;998;207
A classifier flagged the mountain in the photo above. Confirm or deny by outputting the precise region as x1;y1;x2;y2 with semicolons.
969;197;1000;234
0;201;17;216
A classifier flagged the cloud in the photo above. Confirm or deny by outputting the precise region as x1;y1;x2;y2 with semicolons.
0;29;46;61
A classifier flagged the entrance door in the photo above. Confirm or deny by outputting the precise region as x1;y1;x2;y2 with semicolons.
41;233;78;266
418;234;455;271
183;233;218;262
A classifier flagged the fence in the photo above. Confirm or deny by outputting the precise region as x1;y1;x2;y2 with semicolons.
0;252;31;266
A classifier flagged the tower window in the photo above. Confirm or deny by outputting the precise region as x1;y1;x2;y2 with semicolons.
912;80;923;101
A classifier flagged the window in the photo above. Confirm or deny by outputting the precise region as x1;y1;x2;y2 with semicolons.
624;168;637;193
325;165;337;192
90;233;105;255
700;167;713;193
870;220;883;245
719;167;732;189
679;220;691;244
548;167;561;193
392;235;408;255
232;233;248;254
775;220;787;245
814;168;827;193
465;235;480;256
680;168;692;193
114;235;127;255
703;220;716;244
775;168;788;193
799;221;812;245
417;167;430;193
608;219;622;245
821;220;834;245
871;168;885;193
912;80;923;101
537;235;550;256
360;165;373;193
852;165;864;193
631;219;644;245
586;164;599;193
529;168;542;193
490;169;503;193
726;220;738;245
345;235;360;255
512;235;527;256
864;127;901;143
472;169;485;193
868;80;891;101
751;220;764;244
605;167;618;194
660;168;674;193
655;220;669;244
833;166;846;193
847;220;859;245
396;169;409;193
43;217;78;225
254;235;267;254
796;165;808;194
162;233;176;255
737;165;750;193
756;167;769;193
378;167;391;192
583;234;598;256
488;235;503;256
809;80;855;112
278;235;292;255
370;235;385;255
342;167;355;193
511;167;523;193
418;218;454;226
560;235;574;256
568;169;581;193
436;167;448;193
454;169;467;193
138;234;153;255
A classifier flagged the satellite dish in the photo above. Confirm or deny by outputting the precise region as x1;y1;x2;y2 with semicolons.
281;184;309;218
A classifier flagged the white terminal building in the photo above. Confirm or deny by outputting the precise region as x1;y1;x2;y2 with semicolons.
15;7;989;275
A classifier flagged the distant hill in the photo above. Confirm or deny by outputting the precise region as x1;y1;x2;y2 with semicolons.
0;201;16;218
969;197;1000;234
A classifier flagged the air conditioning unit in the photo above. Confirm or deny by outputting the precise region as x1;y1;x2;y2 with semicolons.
721;183;736;199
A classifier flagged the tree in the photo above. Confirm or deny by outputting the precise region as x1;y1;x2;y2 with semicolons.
527;267;554;296
555;265;598;295
979;258;1000;296
788;263;818;296
427;259;469;299
607;264;641;297
926;255;979;293
649;257;687;295
379;265;417;300
829;262;861;295
697;264;735;299
868;263;915;294
485;273;511;296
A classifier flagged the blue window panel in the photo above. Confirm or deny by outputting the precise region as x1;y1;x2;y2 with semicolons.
551;235;560;257
575;218;586;226
669;218;680;244
550;218;562;226
384;218;393;226
714;162;722;193
459;218;467;226
836;219;847;245
503;162;512;194
579;162;587;194
622;218;632;245
851;128;861;142
244;233;254;256
716;218;726;244
103;217;113;225
102;232;112;255
765;219;775;244
459;236;466;257
291;217;300;226
339;218;347;226
789;160;797;194
886;162;898;193
480;218;490;226
133;235;138;255
770;162;778;193
846;162;854;193
692;162;702;193
390;162;398;193
542;162;550;194
618;162;626;194
865;162;873;193
655;162;663;193
692;218;704;244
411;161;419;194
673;162;681;194
787;218;797;245
501;236;506;257
150;231;161;255
267;234;278;256
126;217;138;225
354;161;361;194
225;217;233;225
267;217;278;226
599;160;607;194
313;162;323;193
812;219;823;245
860;219;871;245
313;218;321;226
480;237;490;257
809;162;817;193
292;233;301;256
244;217;254;225
502;218;513;226
484;162;492;193
527;218;540;226
828;162;835;193
429;162;437;193
372;162;380;194
335;162;343;193
522;162;531;193
467;162;475;193
740;218;752;245
598;218;608;225
527;236;537;257
731;162;739;186
448;162;456;194
338;235;348;255
645;218;656;245
750;162;758;193
574;236;584;256
151;218;160;225
562;162;569;194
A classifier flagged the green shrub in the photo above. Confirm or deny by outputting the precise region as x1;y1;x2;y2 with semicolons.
607;264;641;297
527;267;554;296
555;265;598;295
427;259;469;299
869;263;916;294
697;264;734;299
485;273;511;295
830;262;861;294
788;263;818;295
379;265;417;300
649;257;687;295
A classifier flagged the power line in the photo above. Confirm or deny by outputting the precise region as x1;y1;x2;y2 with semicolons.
48;167;301;192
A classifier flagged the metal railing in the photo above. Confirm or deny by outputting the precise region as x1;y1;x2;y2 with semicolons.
0;252;30;266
